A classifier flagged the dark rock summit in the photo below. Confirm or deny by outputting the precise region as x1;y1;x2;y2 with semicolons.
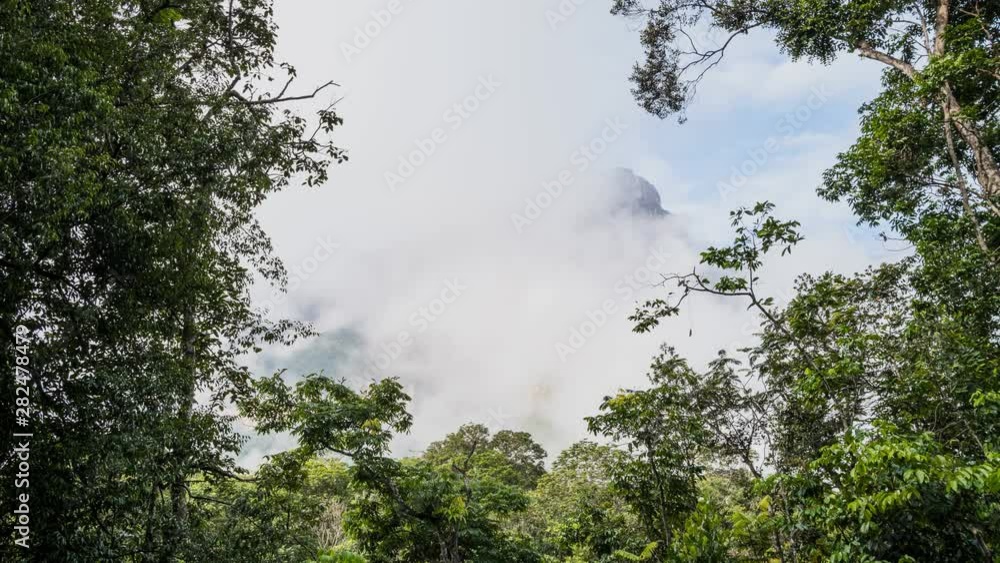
605;167;668;218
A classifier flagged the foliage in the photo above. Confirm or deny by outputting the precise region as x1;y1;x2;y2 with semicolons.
0;0;343;559
606;1;1000;559
589;185;996;561
3;0;998;561
246;376;540;562
586;350;711;554
424;423;548;490
519;441;646;561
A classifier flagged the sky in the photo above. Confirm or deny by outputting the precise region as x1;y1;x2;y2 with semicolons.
239;0;903;465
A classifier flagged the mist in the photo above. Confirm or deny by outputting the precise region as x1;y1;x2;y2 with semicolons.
240;0;893;465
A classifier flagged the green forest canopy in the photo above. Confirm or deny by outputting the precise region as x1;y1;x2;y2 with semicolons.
1;0;999;561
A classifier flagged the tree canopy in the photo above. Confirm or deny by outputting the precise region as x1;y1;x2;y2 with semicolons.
2;0;998;561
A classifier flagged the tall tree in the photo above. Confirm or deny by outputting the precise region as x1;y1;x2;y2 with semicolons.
0;1;343;559
614;4;1000;557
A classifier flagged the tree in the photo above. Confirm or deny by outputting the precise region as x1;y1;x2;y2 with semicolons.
620;185;1000;559
3;1;997;560
586;350;712;556
519;441;646;562
0;1;344;559
246;377;541;562
614;0;998;203
424;423;548;490
611;2;1000;533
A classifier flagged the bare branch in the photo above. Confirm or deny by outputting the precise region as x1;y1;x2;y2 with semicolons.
233;80;339;106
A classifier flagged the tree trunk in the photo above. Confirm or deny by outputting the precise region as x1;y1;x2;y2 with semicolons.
163;305;197;561
942;85;1000;198
932;0;1000;198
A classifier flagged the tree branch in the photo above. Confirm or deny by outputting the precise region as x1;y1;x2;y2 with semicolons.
854;41;917;78
230;80;339;106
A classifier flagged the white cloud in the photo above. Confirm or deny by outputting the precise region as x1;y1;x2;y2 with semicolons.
239;1;896;465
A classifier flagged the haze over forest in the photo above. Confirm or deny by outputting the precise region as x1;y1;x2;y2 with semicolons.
3;1;998;562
